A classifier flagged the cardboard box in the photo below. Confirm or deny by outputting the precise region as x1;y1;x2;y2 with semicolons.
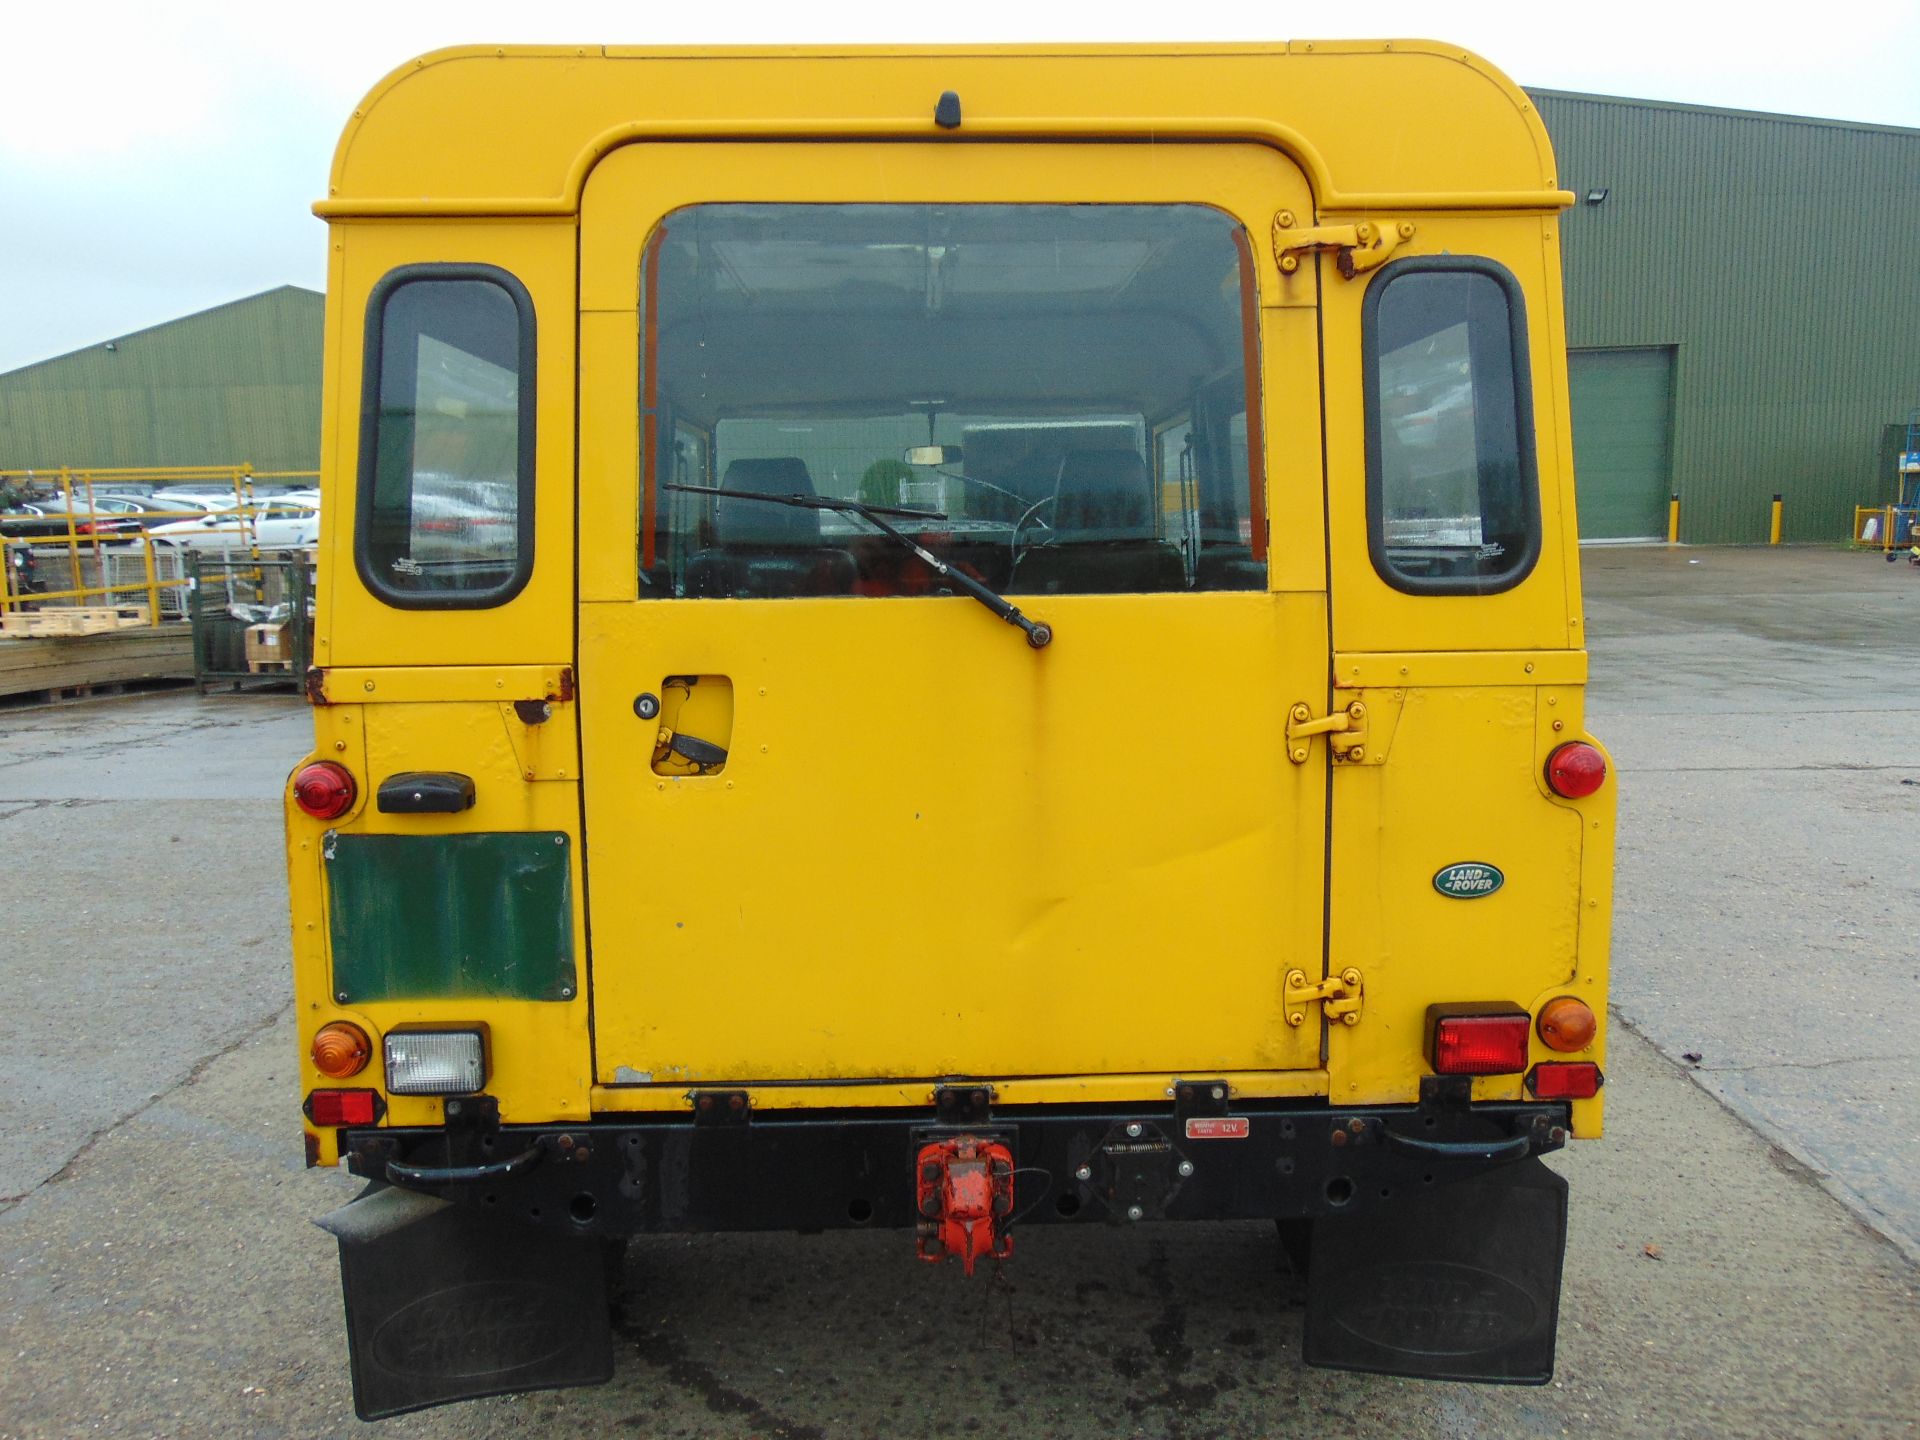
245;622;290;671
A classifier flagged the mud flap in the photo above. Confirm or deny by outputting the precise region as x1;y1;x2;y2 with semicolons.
1303;1157;1568;1384
316;1186;614;1419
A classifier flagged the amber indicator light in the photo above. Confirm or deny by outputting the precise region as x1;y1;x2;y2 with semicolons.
1537;996;1597;1052
312;1021;373;1079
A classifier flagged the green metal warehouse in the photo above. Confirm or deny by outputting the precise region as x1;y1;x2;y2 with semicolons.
4;88;1919;544
0;286;323;476
1532;90;1920;543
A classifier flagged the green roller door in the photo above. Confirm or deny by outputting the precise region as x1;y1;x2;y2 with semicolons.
1569;347;1675;540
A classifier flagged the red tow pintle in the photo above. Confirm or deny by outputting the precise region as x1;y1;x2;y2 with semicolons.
915;1135;1015;1276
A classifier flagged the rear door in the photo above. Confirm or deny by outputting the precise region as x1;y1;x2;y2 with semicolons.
576;141;1331;1089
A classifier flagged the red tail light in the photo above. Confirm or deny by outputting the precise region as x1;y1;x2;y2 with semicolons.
1544;741;1607;798
305;1088;380;1126
1527;1062;1604;1100
293;762;356;819
1430;1009;1531;1075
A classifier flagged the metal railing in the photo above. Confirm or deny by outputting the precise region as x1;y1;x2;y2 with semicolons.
1;465;318;626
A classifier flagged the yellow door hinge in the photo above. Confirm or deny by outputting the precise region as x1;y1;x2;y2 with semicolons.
1284;967;1364;1027
1286;700;1368;763
1272;211;1414;278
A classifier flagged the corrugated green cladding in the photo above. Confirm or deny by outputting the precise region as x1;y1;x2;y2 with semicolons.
1530;90;1920;544
0;287;323;472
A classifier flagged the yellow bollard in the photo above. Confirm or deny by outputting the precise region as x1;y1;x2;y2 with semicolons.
1769;493;1783;545
1666;493;1680;544
139;533;162;627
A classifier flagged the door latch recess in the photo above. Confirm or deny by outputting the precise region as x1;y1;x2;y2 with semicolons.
1287;701;1368;763
1272;212;1414;278
1285;967;1365;1027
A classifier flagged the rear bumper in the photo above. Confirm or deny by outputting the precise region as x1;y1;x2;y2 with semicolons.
325;1095;1575;1414
341;1094;1571;1237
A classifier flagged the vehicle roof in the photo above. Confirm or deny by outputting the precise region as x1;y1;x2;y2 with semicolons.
318;42;1570;219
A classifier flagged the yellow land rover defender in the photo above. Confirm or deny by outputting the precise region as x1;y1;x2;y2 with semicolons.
288;41;1614;1418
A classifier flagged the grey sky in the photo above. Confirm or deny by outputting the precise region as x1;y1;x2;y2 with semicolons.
3;0;1916;374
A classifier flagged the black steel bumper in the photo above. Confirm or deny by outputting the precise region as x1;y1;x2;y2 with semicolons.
341;1091;1570;1237
323;1091;1575;1416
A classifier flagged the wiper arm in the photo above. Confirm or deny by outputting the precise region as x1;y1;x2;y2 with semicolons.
664;483;1053;649
666;483;939;521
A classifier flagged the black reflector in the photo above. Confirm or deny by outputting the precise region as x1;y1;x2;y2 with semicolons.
1303;1156;1568;1383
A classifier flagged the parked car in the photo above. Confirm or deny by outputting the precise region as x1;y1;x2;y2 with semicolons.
0;498;145;538
146;502;320;553
84;495;221;532
147;487;246;516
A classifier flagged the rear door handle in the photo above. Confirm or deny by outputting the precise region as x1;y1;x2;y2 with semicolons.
377;771;477;813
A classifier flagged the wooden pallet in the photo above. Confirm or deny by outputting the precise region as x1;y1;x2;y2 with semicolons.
0;605;151;637
0;622;193;700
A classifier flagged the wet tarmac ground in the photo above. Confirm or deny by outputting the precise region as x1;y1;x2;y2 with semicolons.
1;545;1916;1437
1583;546;1920;1265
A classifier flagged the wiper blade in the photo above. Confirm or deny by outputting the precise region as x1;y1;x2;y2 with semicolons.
663;483;1053;649
666;483;942;521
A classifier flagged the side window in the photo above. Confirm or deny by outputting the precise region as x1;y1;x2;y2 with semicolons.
1364;258;1539;594
356;265;535;608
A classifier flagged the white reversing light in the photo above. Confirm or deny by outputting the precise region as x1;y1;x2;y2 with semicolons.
384;1030;486;1096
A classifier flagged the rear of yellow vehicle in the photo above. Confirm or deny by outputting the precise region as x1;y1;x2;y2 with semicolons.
287;42;1613;1419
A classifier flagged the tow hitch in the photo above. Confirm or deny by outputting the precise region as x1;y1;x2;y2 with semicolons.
914;1136;1014;1275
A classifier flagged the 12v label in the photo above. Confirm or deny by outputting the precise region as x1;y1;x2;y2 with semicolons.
1433;863;1504;899
1185;1117;1251;1140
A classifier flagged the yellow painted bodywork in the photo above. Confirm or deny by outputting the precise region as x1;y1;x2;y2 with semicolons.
577;141;1327;1085
291;43;1613;1166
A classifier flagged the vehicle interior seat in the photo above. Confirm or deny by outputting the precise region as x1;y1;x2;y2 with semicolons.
1007;449;1186;595
684;457;857;598
1192;543;1266;590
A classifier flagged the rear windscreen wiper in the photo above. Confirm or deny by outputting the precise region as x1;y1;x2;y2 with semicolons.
663;483;1053;649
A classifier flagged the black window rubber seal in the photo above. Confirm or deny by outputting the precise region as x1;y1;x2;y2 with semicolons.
1361;254;1542;598
354;262;538;611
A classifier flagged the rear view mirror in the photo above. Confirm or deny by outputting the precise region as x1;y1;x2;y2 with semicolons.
904;445;963;466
